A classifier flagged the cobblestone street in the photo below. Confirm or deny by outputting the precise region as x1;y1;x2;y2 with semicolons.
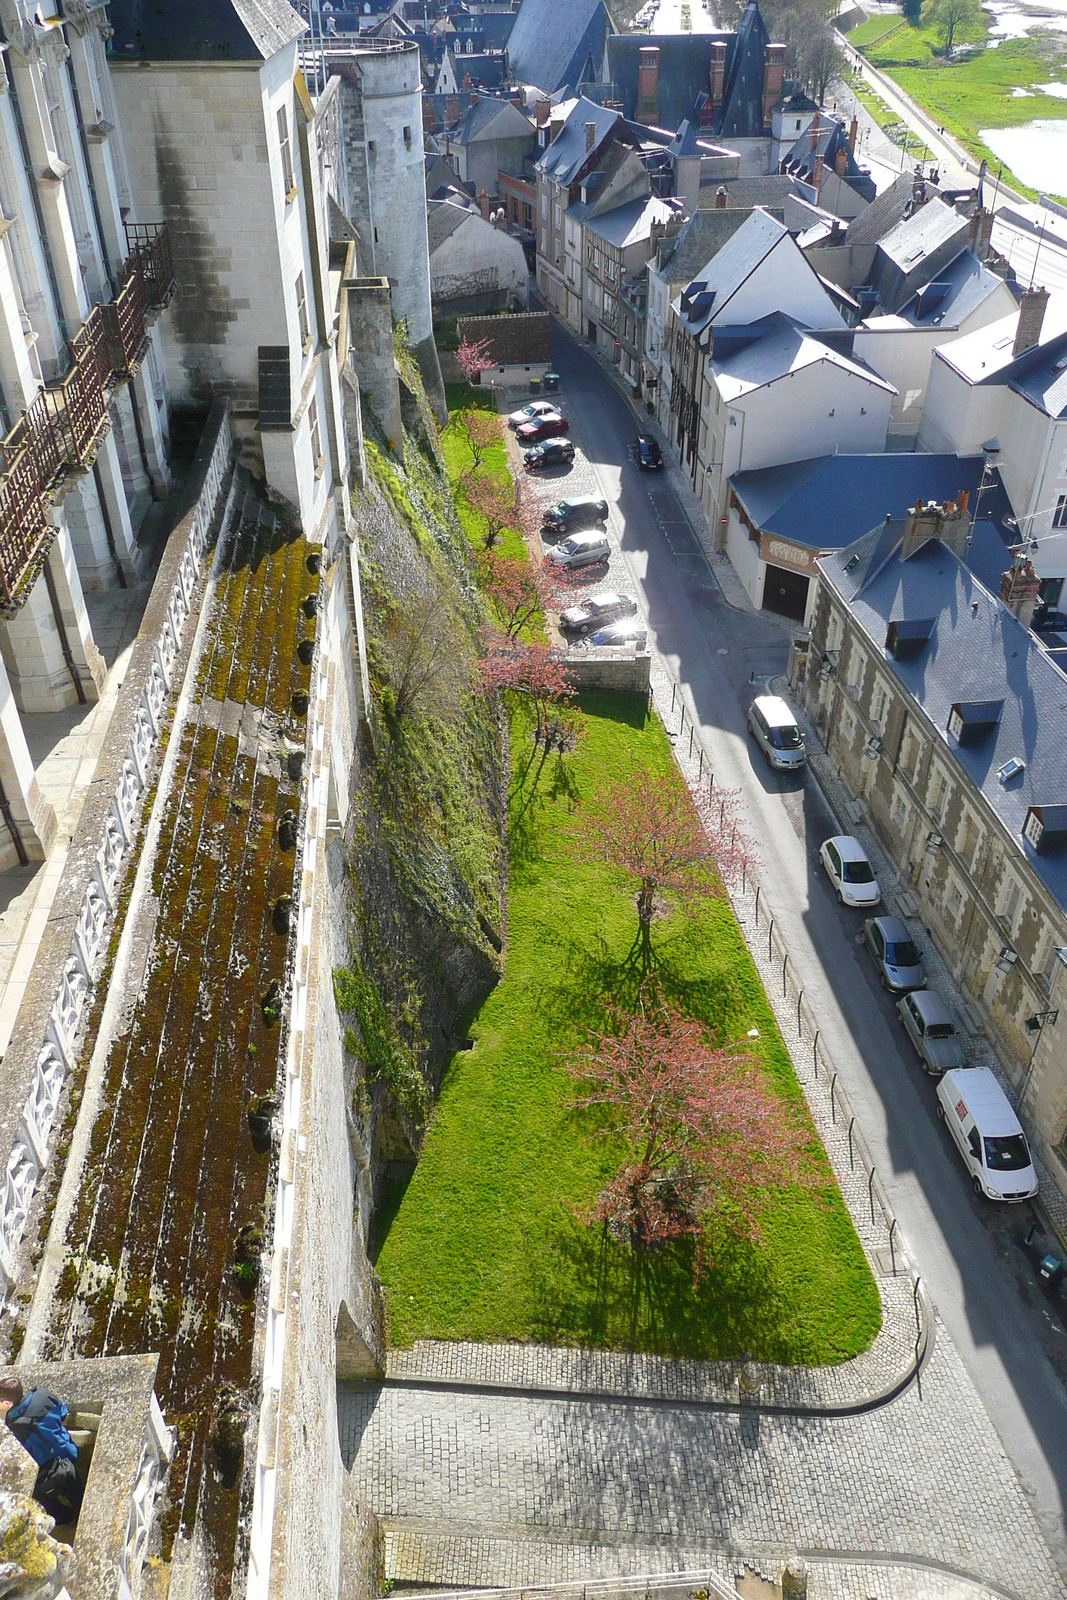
343;1312;1060;1596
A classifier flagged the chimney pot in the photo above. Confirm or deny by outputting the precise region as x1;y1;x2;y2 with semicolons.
715;184;727;209
835;145;847;176
813;154;824;189
1014;285;1049;358
829;218;841;244
999;558;1042;628
536;97;551;126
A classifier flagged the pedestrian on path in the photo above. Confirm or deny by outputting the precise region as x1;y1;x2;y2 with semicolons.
0;1377;83;1525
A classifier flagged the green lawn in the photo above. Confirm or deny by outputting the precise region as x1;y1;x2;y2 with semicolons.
847;14;905;50
867;23;1067;197
375;693;881;1365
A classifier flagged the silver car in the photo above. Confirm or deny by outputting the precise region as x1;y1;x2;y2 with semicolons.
545;530;610;570
896;989;967;1075
589;617;648;648
559;591;638;635
862;915;926;994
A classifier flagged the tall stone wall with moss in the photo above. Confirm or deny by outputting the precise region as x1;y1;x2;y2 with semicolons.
269;379;505;1599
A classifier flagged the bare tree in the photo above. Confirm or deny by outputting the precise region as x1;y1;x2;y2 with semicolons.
379;586;469;731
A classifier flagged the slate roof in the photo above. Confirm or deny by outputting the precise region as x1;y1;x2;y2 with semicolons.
871;248;1006;332
730;453;1016;550
698;173;803;208
654;208;753;285
507;0;613;93
108;0;306;60
710;312;894;403
841;174;925;251
456;97;533;145
583;194;676;250
456;312;552;363
451;15;517;50
989;329;1067;421
932;306;1067;393
607;34;730;129
870;198;970;313
537;97;623;186
427;200;472;253
821;527;1067;912
719;0;770;139
780;118;876;203
668;120;702;159
672;209;792;336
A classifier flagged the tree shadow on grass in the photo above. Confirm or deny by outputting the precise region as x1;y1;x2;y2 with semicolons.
525;1203;794;1362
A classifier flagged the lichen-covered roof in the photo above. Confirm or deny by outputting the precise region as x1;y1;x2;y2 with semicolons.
108;0;306;62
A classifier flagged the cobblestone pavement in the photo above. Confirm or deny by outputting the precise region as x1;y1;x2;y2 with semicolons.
344;1316;1060;1598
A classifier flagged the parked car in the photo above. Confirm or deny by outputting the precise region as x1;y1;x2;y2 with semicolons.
747;694;806;772
629;433;663;470
896;989;967;1075
516;413;569;443
541;494;608;534
937;1067;1038;1202
589;617;648;648
861;915;925;993
1033;606;1067;633
819;835;880;908
545;530;610;570
560;591;638;635
508;399;560;429
524;439;575;470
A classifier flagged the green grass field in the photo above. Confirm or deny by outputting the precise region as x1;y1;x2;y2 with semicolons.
847;14;905;50
375;693;881;1365
867;23;1067;197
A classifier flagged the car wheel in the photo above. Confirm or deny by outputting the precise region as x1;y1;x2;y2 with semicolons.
972;1176;984;1200
920;1059;931;1075
936;1100;946;1123
879;971;888;991
836;887;843;905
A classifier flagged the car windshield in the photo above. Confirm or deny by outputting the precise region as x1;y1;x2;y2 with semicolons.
767;725;802;749
926;1021;956;1039
843;860;875;883
885;939;921;967
984;1134;1031;1171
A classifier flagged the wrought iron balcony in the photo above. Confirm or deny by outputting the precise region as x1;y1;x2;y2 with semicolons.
0;222;174;612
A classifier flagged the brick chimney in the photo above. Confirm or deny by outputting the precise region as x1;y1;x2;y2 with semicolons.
536;97;551;126
999;557;1042;629
848;115;857;152
835;145;848;176
813;154;824;190
901;491;971;560
829;217;841;244
968;206;994;262
478;188;491;219
709;39;727;115
762;42;785;130
422;93;436;132
469;89;478;105
715;184;727;209
1014;285;1048;357
637;45;660;121
808;109;821;153
585;119;597;154
445;92;460;125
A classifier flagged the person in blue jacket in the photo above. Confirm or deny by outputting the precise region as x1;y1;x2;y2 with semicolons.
0;1376;82;1523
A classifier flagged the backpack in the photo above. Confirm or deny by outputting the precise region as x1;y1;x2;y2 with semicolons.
5;1389;78;1466
33;1455;83;1524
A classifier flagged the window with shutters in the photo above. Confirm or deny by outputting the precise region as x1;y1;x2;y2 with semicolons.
892;792;908;832
997;877;1022;935
309;397;323;475
871;682;888;729
929;769;947;819
277;106;296;201
295;272;311;351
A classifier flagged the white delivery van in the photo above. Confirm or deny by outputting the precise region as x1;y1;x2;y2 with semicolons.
936;1067;1038;1202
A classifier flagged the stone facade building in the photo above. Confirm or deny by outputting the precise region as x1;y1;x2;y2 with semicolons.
802;497;1067;1198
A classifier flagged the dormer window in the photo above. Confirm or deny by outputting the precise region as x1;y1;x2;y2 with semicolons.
1024;804;1067;854
885;618;934;661
947;700;1004;746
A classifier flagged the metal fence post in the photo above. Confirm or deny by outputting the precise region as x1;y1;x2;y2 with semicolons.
847;1115;855;1170
768;919;774;960
671;681;676;715
830;1072;838;1123
754;884;760;925
889;1216;898;1275
797;989;803;1034
782;951;788;995
812;1028;819;1076
868;1166;876;1224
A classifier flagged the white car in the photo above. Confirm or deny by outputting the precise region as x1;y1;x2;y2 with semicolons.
819;835;880;908
507;400;560;429
545;530;610;570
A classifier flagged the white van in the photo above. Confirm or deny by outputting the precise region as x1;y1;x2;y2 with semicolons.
936;1067;1038;1202
747;695;806;772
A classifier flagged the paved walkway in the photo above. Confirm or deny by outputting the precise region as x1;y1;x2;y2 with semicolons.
345;1313;1060;1597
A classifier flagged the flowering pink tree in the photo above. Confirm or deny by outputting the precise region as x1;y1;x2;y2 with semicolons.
456;334;495;385
479;552;554;637
561;997;808;1268
566;767;722;969
696;783;758;891
480;631;580;797
464;472;515;549
457;408;501;476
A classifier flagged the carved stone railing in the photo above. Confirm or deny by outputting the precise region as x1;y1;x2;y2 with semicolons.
0;400;236;1302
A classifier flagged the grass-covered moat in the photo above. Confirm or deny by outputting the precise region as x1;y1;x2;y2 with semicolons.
373;393;881;1368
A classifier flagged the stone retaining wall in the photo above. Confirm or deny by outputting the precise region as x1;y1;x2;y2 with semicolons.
0;399;235;1307
564;650;651;695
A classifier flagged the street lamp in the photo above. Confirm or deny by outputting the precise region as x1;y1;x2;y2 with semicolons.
1020;1008;1060;1109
